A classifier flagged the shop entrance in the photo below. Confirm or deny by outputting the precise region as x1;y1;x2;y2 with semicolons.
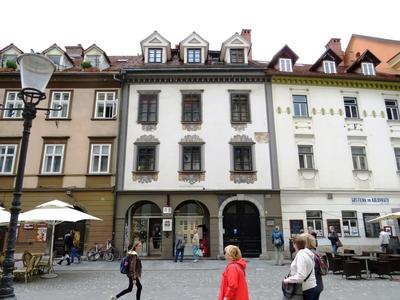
223;201;261;257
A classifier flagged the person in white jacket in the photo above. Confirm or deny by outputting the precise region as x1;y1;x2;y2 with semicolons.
283;234;318;300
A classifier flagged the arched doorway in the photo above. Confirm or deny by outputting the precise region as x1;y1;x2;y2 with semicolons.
174;200;210;257
129;201;162;257
223;201;261;257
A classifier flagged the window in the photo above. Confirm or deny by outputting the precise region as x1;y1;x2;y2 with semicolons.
344;97;359;118
298;145;314;169
323;60;336;74
231;93;250;122
138;93;158;123
1;54;17;68
47;55;61;67
233;146;252;171
136;146;156;171
95;91;116;119
306;211;323;237
394;148;400;171
363;213;380;237
49;91;71;118
182;93;201;122
182;146;201;171
148;48;162;63
187;49;201;63
86;55;100;68
0;144;17;174
361;62;375;76
342;211;359;237
351;146;368;170
289;220;304;235
279;58;292;72
327;219;342;237
89;144;111;174
385;99;399;120
3;92;23;119
42;144;64;174
230;49;244;63
292;95;308;117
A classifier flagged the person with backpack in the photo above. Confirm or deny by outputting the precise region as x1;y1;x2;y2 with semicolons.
304;233;325;300
272;226;284;266
111;241;143;300
174;232;185;262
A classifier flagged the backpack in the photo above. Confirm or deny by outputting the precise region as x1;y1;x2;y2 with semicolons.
120;256;129;274
273;232;282;247
314;253;328;276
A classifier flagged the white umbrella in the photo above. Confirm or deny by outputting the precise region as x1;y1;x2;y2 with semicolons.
19;200;102;278
367;212;400;222
0;207;11;224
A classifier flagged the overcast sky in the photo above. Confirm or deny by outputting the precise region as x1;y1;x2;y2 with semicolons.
2;0;399;64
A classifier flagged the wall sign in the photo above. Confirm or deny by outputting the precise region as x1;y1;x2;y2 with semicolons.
163;207;172;214
162;219;172;231
351;197;389;205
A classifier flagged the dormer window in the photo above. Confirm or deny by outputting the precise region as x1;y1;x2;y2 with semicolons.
279;58;293;72
323;60;336;74
1;54;17;68
87;55;101;68
187;49;201;63
361;62;375;76
47;55;61;68
148;48;162;63
230;49;245;64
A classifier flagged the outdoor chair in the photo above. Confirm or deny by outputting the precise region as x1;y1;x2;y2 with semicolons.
342;260;362;279
369;260;392;279
37;251;57;274
32;255;42;275
344;249;355;254
13;255;35;283
22;250;33;268
326;252;344;274
361;251;371;257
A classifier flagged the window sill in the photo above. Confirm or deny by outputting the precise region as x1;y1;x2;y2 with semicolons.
387;119;400;124
345;117;363;122
85;173;112;177
0;118;23;121
230;170;257;174
90;118;117;121
230;171;257;184
178;171;205;184
231;121;251;124
38;174;64;177
46;118;72;121
292;116;311;120
133;171;158;174
0;174;15;177
181;121;202;124
298;168;318;179
138;122;158;125
132;171;158;183
179;170;205;174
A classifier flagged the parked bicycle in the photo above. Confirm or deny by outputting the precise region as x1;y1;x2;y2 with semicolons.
87;240;118;262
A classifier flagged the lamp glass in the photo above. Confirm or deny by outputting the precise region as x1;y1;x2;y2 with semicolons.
17;54;56;92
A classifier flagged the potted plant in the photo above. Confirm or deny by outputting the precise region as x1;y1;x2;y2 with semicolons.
81;61;92;69
6;60;17;70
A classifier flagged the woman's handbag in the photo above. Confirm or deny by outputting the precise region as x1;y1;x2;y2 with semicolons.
281;270;312;299
336;239;343;248
196;249;203;257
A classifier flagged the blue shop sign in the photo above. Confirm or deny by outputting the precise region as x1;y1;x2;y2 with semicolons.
351;197;390;205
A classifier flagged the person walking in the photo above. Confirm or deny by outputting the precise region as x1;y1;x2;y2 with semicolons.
379;228;390;253
174;232;185;262
57;230;73;265
327;225;339;254
304;233;324;300
70;230;81;263
192;229;200;262
283;234;318;300
218;245;249;300
272;226;284;265
111;241;143;300
307;226;318;247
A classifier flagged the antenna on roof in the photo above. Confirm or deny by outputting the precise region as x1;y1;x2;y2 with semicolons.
30;49;35;54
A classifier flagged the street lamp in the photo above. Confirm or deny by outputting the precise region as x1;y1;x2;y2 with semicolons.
0;54;56;299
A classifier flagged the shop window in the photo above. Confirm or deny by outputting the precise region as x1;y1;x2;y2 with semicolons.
306;210;323;237
289;219;304;235
326;219;342;237
341;211;359;237
363;213;380;237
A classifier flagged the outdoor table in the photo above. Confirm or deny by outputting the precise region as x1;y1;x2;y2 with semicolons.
389;254;400;258
353;256;376;278
366;250;383;257
337;253;356;260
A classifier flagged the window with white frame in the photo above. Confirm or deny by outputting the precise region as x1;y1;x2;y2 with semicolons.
342;211;359;237
279;58;292;72
344;97;359;118
1;54;17;68
351;146;368;170
363;213;380;237
323;60;336;74
394;148;400;171
89;144;111;174
187;49;201;63
298;145;314;169
95;91;116;119
306;210;323;237
0;144;17;174
230;49;245;64
385;99;399;120
86;55;101;68
292;95;308;117
233;146;253;171
47;55;61;68
182;146;201;171
49;91;71;118
148;48;162;63
42;144;65;174
3;92;24;118
361;62;375;76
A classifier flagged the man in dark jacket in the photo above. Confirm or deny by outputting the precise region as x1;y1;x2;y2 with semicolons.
58;230;73;265
272;226;284;265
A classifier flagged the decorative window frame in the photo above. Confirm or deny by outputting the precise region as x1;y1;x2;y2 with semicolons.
137;90;160;125
181;90;203;124
229;135;257;184
187;48;202;64
178;135;205;184
148;48;163;63
132;135;160;183
229;90;251;124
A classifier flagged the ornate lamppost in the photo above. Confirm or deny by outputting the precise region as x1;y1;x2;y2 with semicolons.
0;54;57;299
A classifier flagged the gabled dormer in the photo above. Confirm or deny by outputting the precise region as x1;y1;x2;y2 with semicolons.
42;44;74;71
346;49;380;76
309;48;342;74
0;44;23;69
388;51;400;72
220;33;251;64
268;45;299;72
83;44;111;70
179;32;209;64
141;31;171;64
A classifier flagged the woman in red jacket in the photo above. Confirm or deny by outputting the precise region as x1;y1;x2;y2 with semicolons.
218;245;249;300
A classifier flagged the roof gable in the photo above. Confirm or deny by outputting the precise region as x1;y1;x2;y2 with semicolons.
268;45;299;69
309;48;342;71
141;31;171;48
220;33;251;61
42;44;74;66
347;49;381;73
180;32;209;47
84;44;110;64
0;43;23;55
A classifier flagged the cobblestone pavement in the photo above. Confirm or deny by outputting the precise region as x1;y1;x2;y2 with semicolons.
14;259;399;300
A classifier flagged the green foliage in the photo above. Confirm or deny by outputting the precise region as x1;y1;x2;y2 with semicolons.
81;61;92;69
6;60;17;69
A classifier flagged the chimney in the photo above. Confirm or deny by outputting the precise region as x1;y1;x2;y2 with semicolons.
325;38;344;64
241;29;252;60
65;44;84;58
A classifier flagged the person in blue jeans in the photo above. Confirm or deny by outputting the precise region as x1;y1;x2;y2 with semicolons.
328;226;338;254
174;232;185;262
192;229;200;262
272;226;284;265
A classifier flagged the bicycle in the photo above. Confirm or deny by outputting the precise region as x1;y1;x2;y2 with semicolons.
87;240;115;262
